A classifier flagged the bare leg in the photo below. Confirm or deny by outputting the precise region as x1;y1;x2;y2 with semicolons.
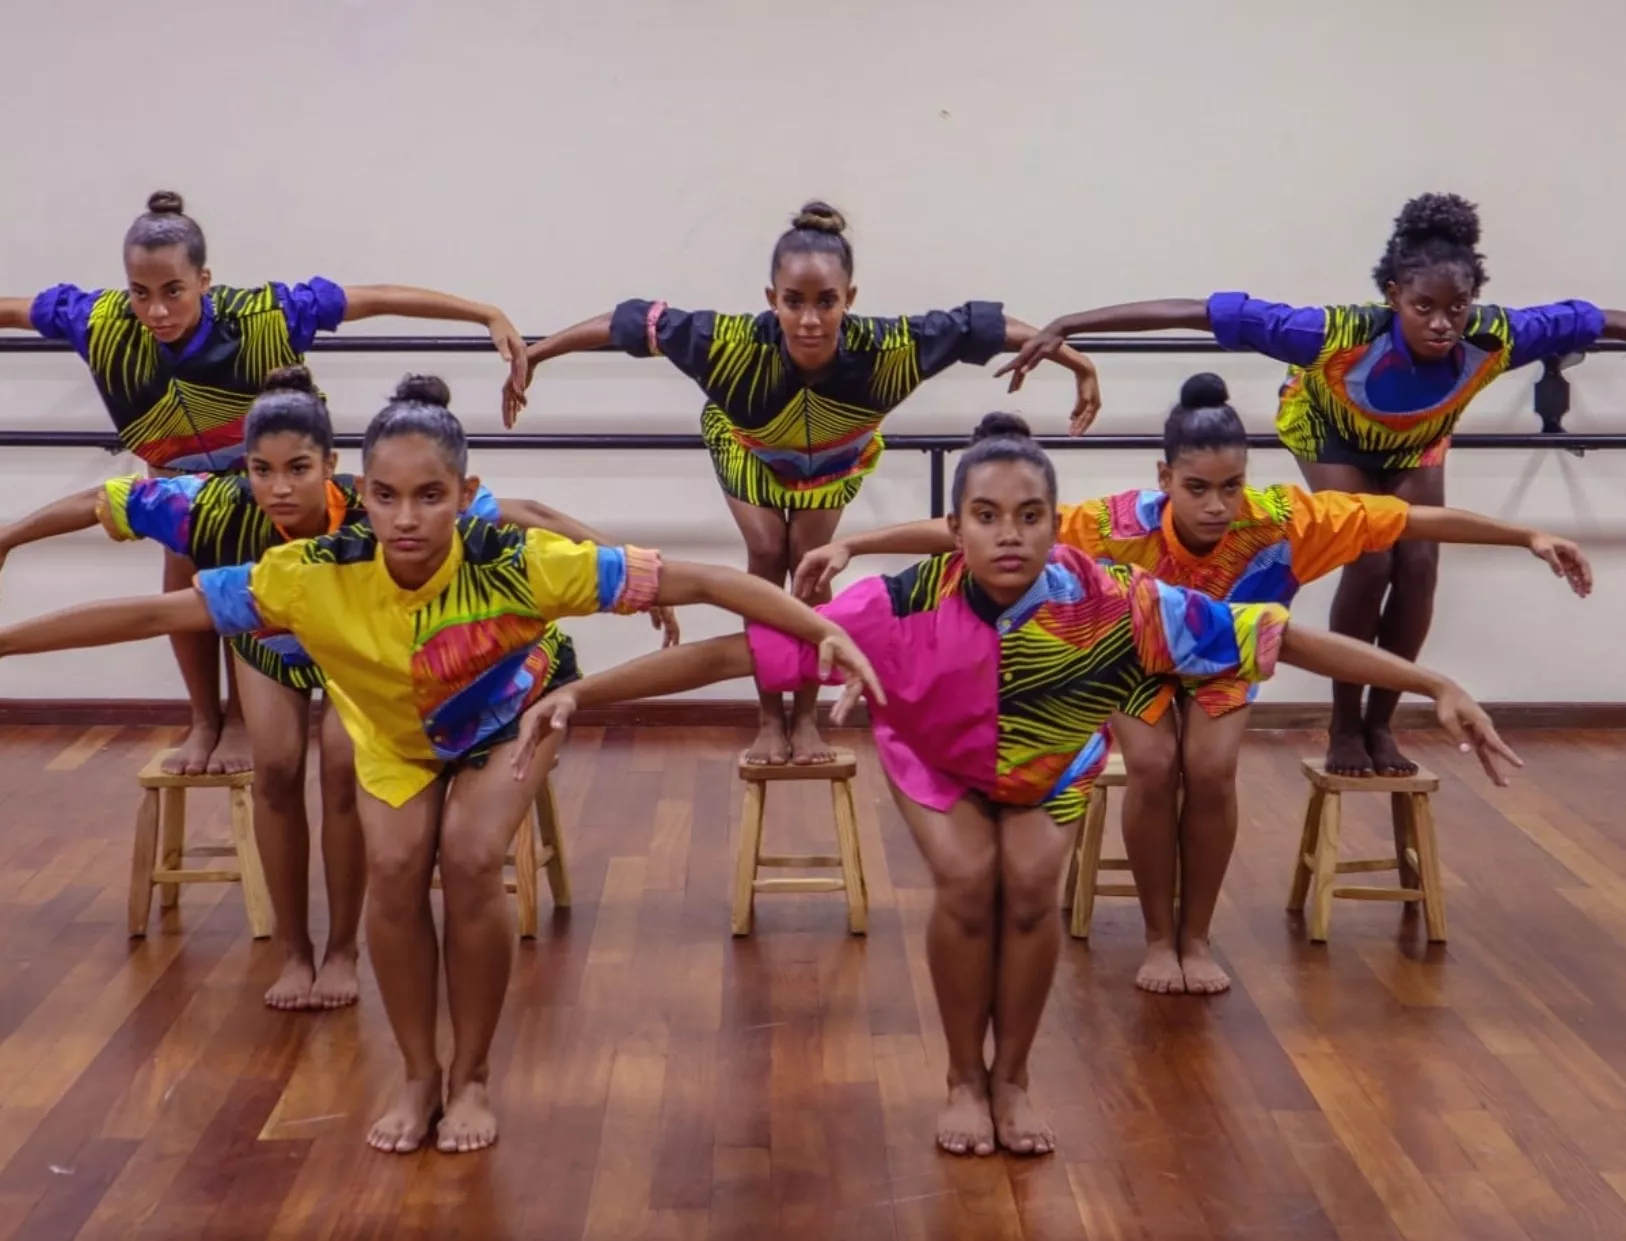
1297;459;1390;776
435;728;567;1153
988;806;1070;1155
886;783;999;1157
785;507;846;764
1364;465;1446;776
1109;708;1186;993
160;546;223;776
721;495;791;764
230;655;316;1010
356;782;444;1153
1174;700;1250;995
310;702;364;1009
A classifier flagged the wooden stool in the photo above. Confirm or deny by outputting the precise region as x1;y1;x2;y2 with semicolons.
1063;753;1182;941
732;749;866;937
1287;758;1445;943
432;773;569;939
129;749;273;939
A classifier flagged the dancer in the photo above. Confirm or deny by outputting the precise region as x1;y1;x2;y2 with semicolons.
0;190;531;778
0;373;879;1156
994;191;1625;777
508;199;1101;767
510;413;1518;1159
793;374;1589;995
0;366;678;1012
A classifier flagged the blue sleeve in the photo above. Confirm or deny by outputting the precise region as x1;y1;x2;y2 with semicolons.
270;278;349;353
463;484;501;523
195;564;266;637
122;475;207;554
607;299;717;380
1505;300;1606;370
28;284;99;359
1206;292;1328;367
909;301;1008;378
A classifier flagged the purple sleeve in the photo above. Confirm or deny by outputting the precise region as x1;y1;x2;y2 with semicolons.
908;301;1008;378
270;278;349;352
1206;292;1328;367
28;284;99;359
608;299;718;380
1505;300;1606;370
121;475;206;554
745;576;898;695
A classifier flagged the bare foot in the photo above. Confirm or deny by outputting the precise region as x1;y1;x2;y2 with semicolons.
1325;728;1375;777
164;718;222;776
991;1079;1056;1156
437;1080;499;1153
788;715;836;765
206;715;254;775
367;1073;442;1154
309;948;360;1010
744;715;789;765
1365;726;1417;777
1135;940;1187;994
264;955;315;1011
935;1081;996;1157
1179;938;1232;995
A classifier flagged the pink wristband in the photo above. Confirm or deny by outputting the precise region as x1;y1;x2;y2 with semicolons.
645;301;668;356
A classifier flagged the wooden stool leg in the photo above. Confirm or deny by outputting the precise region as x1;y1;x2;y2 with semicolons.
1062;816;1082;913
1070;787;1110;941
1287;788;1326;912
1410;791;1447;942
830;778;867;936
1307;792;1342;943
158;787;185;912
128;788;161;938
514;802;540;940
731;781;767;937
229;786;274;940
534;777;571;909
1391;791;1420;903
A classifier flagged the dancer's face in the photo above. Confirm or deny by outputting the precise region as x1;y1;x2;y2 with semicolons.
360;434;481;587
948;460;1058;607
247;431;338;540
767;252;854;373
1385;264;1474;362
1157;446;1247;554
124;244;210;345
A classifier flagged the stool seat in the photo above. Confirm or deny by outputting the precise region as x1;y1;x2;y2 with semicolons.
1288;758;1446;942
129;749;271;939
732;747;867;936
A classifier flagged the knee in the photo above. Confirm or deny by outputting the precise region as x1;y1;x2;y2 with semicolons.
1341;547;1395;589
365;846;430;918
932;847;999;936
437;830;510;903
1391;540;1439;593
1120;728;1180;788
253;750;306;805
744;544;789;583
1001;846;1068;932
1181;737;1241;801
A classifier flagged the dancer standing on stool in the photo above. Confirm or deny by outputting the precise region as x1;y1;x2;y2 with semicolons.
795;374;1589;995
512;413;1517;1158
0;366;676;1012
0;374;877;1155
508;200;1100;766
0;190;531;778
995;191;1626;778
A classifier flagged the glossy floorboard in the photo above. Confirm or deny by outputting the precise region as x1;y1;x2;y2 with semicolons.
0;722;1624;1239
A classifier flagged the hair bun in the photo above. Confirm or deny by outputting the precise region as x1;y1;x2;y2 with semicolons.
792;200;847;236
1393;192;1480;248
393;374;452;406
1179;372;1230;409
145;190;185;216
261;365;318;396
970;411;1033;444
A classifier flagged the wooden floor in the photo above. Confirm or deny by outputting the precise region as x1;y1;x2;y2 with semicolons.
2;724;1626;1239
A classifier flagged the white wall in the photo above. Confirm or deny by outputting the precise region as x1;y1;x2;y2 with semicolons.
2;0;1625;703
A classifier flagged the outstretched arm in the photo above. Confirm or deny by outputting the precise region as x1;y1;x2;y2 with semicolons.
994;300;1211;385
1003;315;1101;433
1600;310;1626;341
0;299;32;331
791;519;954;599
1400;506;1591;595
0;487;102;567
655;560;856;651
0;589;216;658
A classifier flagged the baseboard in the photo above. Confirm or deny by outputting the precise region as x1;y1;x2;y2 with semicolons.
0;697;1621;731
